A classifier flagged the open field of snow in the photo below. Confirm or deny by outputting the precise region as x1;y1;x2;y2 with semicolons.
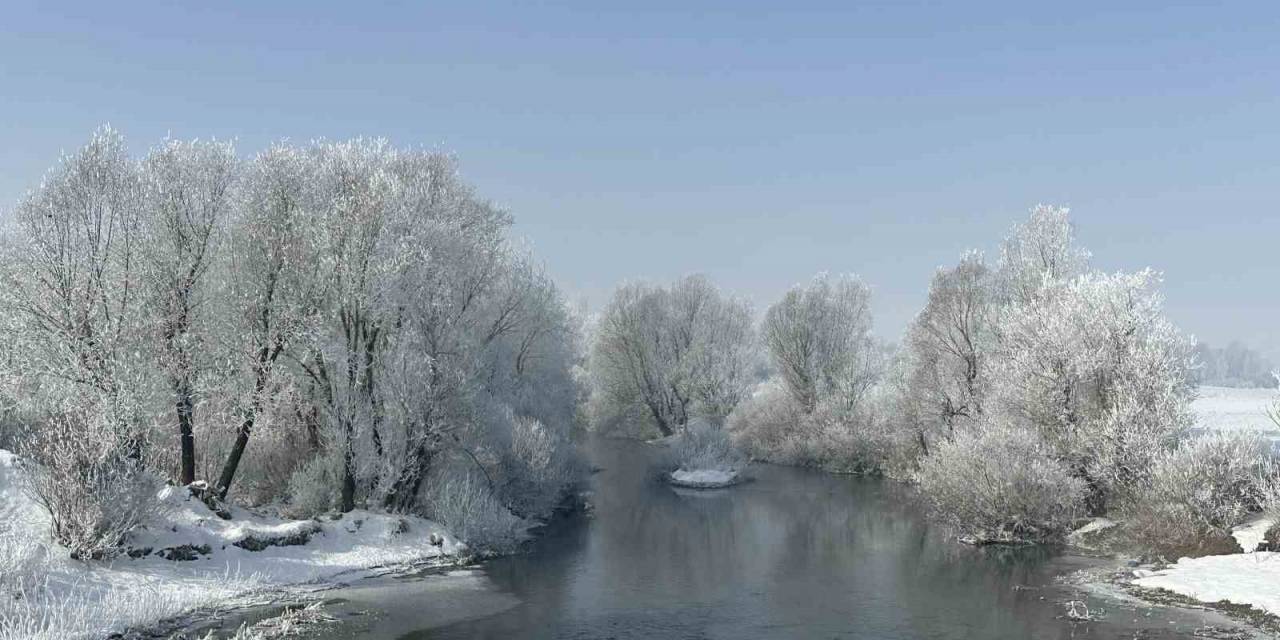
1192;385;1279;434
0;450;464;640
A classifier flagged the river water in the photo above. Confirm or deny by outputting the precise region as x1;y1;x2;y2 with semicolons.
295;437;1240;639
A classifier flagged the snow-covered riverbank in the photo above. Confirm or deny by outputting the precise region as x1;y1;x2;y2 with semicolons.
1113;386;1280;626
0;449;465;640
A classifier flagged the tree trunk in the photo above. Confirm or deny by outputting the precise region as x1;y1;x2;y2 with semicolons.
384;444;434;513
177;387;196;485
340;446;357;512
216;362;270;500
216;414;254;500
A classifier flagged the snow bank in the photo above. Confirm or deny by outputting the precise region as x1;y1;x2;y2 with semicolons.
0;449;464;640
1193;386;1278;434
669;468;740;488
1231;515;1275;554
1134;552;1280;615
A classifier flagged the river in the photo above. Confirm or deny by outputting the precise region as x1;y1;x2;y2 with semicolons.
285;437;1239;639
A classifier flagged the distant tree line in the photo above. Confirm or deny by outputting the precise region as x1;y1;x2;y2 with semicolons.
1191;341;1276;388
585;205;1279;551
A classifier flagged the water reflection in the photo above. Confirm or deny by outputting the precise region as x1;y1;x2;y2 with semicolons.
338;438;1233;639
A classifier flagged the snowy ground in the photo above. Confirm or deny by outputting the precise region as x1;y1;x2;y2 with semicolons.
0;449;465;640
1134;552;1280;617
1192;385;1279;434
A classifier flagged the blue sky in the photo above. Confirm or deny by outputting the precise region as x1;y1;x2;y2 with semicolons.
2;1;1278;357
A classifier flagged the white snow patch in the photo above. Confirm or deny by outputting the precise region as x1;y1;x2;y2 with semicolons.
669;468;739;488
0;449;464;639
1193;386;1278;433
1134;552;1280;615
1070;517;1116;537
1231;515;1275;554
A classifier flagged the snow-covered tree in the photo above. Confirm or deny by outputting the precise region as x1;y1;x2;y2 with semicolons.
589;275;755;436
1;127;151;451
996;204;1090;305
0;128;169;554
138;138;237;485
990;269;1195;512
761;273;876;416
215;144;326;499
896;252;995;449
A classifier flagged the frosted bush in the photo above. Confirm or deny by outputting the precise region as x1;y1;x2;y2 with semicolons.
420;459;525;552
285;451;341;518
496;415;579;519
728;380;913;474
914;420;1087;543
18;416;167;560
727;381;803;462
673;420;745;473
1120;431;1275;556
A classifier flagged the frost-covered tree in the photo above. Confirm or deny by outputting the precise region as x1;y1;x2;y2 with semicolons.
589;275;754;436
996;204;1090;305
0;128;168;555
0;127;151;452
761;273;875;416
896;252;995;449
991;269;1195;512
0;128;585;555
215;144;326;500
138;138;237;485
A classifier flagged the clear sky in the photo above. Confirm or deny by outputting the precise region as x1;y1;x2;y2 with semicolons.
2;1;1277;357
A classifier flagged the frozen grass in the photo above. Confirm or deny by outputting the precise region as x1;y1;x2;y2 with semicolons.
0;571;264;640
200;602;336;640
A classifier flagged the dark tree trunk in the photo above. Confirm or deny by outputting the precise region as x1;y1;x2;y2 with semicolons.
215;356;273;500
177;387;196;485
216;413;254;500
384;444;434;513
340;446;357;512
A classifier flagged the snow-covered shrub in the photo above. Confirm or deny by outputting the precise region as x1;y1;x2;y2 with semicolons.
728;380;913;474
1120;431;1275;556
495;415;581;519
285;451;341;518
726;381;810;465
18;415;167;559
420;459;525;552
673;420;746;474
914;419;1087;543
